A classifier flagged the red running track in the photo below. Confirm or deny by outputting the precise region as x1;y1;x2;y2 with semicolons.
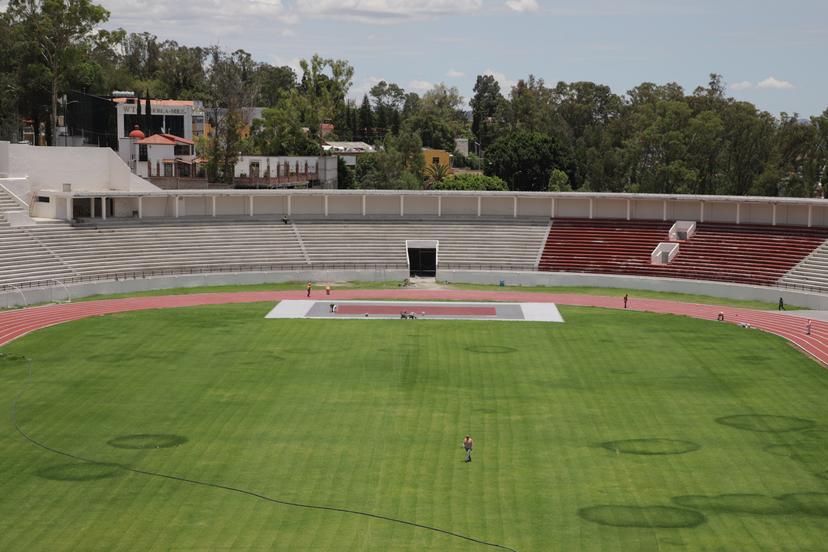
1;289;825;366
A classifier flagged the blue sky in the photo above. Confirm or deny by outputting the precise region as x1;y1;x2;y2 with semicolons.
6;0;826;116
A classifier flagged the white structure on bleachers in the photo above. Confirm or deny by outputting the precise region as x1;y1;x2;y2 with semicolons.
22;187;828;229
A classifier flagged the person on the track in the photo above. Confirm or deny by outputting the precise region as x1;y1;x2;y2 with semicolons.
623;293;628;309
306;281;312;297
807;319;812;335
463;435;474;463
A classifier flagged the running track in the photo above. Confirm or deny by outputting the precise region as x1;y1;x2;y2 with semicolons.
1;289;825;365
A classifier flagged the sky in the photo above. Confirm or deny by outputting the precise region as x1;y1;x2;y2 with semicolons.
4;0;827;116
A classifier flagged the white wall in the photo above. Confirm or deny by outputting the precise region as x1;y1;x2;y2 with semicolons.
0;268;409;309
236;156;320;178
0;141;8;176
439;269;828;310
8;143;156;193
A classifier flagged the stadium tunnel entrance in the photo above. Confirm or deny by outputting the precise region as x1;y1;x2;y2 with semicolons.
406;239;438;277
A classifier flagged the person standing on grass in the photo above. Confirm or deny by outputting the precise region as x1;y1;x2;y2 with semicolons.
306;281;312;297
463;435;474;463
778;297;785;311
623;293;628;309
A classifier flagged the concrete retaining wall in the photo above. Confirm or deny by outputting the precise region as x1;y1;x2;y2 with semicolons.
438;269;828;310
0;269;409;309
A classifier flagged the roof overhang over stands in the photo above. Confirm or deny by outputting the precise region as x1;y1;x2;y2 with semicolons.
38;189;828;207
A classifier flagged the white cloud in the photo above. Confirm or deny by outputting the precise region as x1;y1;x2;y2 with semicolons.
483;69;515;91
447;69;465;78
96;0;297;43
729;80;752;91
505;0;539;12
295;0;482;23
757;76;795;90
408;80;434;93
350;75;387;99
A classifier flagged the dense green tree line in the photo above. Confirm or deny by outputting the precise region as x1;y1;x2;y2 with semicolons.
1;1;826;194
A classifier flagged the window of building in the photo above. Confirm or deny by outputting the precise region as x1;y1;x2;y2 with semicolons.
163;162;173;177
36;196;50;203
174;144;190;156
432;156;440;166
138;145;148;162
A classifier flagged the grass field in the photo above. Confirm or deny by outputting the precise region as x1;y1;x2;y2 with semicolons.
1;303;827;551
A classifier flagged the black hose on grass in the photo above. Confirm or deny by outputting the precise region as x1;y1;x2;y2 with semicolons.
10;357;519;552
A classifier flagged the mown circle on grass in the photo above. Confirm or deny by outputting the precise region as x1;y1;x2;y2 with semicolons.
778;493;828;516
672;494;790;515
715;415;815;433
107;434;188;449
464;345;517;354
578;505;706;528
37;462;123;482
600;438;700;455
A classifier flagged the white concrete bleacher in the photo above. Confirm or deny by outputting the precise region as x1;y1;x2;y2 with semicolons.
0;213;550;289
293;219;549;270
22;220;308;280
778;239;828;292
0;187;77;285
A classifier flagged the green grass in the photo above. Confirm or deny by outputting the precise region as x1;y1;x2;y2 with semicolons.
449;283;801;310
71;280;405;302
1;304;827;551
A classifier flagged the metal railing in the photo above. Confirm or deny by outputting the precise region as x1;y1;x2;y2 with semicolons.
3;263;828;296
0;263;410;292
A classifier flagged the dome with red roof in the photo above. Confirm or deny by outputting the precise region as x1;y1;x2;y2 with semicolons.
128;125;145;139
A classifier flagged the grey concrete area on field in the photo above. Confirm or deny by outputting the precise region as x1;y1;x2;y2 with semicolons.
305;301;525;320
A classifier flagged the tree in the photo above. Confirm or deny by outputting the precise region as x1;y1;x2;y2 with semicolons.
337;156;354;189
252;101;321;156
156;41;208;99
424;162;451;187
470;74;504;148
484;129;570;191
354;132;425;189
403;83;467;151
254;64;296;107
431;173;508;191
0;11;22;140
547;169;571;191
297;54;354;139
204;47;260;183
7;0;110;145
358;94;373;140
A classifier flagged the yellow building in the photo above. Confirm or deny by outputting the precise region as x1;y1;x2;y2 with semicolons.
422;148;453;173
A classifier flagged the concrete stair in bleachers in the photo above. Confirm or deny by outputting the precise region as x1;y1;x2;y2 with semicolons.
778;239;828;292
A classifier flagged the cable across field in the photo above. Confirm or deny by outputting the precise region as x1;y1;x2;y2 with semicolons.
9;356;519;552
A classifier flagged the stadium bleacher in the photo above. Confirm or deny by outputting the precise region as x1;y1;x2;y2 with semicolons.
294;220;547;270
538;218;828;288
